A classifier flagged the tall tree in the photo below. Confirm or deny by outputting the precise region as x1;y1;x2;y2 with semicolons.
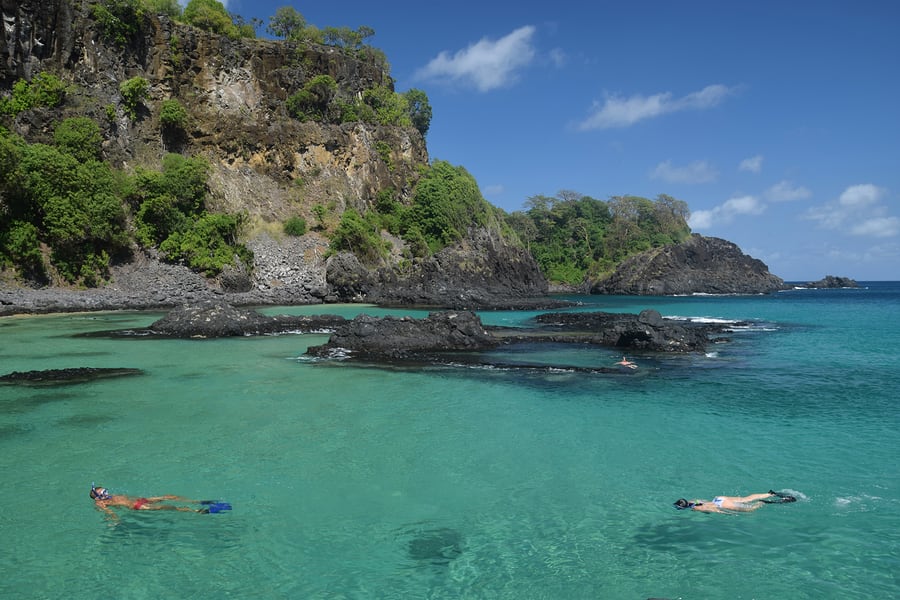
267;6;305;40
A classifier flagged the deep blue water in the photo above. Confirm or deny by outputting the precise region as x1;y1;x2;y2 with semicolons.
1;283;898;598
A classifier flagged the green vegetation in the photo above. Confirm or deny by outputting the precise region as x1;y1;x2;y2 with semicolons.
286;77;429;136
54;117;103;163
0;121;251;285
159;212;251;275
330;208;387;264
92;0;144;46
128;153;252;275
403;161;498;253
506;191;691;285
327;160;504;262
286;75;338;122
266;6;306;40
0;73;67;117
183;0;240;37
159;98;189;130
403;89;432;138
10;136;130;285
283;216;307;237
119;76;149;119
144;0;182;18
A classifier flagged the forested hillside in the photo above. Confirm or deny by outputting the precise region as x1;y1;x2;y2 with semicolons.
506;191;691;286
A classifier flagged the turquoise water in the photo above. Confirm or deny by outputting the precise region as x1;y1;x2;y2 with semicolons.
1;284;898;599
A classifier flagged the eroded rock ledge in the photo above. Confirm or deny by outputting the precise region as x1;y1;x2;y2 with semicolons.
803;275;858;288
306;308;733;362
306;311;500;359
0;367;143;385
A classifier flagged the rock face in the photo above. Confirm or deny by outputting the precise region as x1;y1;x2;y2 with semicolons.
1;1;426;214
804;275;858;288
0;2;550;310
325;228;550;308
591;234;785;295
306;311;500;359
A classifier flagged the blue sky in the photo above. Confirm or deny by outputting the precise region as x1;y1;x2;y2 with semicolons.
216;0;898;280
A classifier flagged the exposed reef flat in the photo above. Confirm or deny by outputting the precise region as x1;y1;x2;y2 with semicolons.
0;367;144;386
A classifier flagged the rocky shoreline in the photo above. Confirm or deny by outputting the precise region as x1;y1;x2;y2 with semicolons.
0;233;329;317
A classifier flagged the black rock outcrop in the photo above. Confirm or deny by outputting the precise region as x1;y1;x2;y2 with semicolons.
591;234;785;295
306;311;500;359
0;367;143;385
305;307;731;363
142;299;344;338
804;275;858;288
529;309;731;353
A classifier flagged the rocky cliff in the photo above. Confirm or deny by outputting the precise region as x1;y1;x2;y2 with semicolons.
1;0;553;307
2;0;425;220
591;234;785;295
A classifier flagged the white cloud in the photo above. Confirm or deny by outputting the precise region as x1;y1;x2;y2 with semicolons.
548;48;567;68
577;84;736;130
766;180;811;202
415;26;536;92
804;183;896;238
688;195;765;229
482;184;505;197
650;160;717;184
739;155;763;173
839;183;883;207
850;217;900;238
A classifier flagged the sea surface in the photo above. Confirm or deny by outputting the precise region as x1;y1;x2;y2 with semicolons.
1;283;898;599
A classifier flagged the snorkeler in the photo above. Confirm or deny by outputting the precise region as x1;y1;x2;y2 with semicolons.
89;484;231;520
674;490;796;513
615;356;638;369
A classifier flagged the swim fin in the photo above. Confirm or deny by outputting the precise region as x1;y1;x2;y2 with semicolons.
207;502;232;513
762;491;796;504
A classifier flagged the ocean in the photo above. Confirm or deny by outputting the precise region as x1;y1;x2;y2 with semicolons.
1;283;898;599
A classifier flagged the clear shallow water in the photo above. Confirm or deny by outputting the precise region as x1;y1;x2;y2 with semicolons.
1;284;899;599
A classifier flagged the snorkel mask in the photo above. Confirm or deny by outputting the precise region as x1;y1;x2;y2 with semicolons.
90;483;111;501
673;498;695;510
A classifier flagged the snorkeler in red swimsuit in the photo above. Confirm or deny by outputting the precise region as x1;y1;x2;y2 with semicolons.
89;484;227;520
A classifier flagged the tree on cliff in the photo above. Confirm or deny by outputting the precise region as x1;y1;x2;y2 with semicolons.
267;6;306;40
183;0;239;37
404;89;432;138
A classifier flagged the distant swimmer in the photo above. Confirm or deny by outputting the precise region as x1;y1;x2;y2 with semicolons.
674;490;796;513
89;484;231;520
615;356;637;369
